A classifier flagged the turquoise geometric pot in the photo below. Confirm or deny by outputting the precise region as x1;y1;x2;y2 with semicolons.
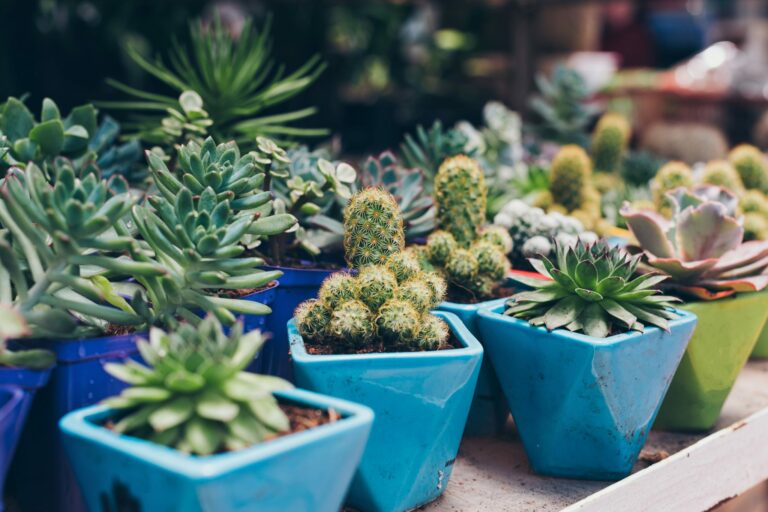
290;311;483;512
437;301;509;436
60;388;373;512
477;301;697;480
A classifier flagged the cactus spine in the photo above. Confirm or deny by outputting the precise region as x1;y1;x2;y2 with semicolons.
591;112;631;173
434;155;487;247
700;160;744;194
343;188;404;269
549;145;593;212
729;144;768;191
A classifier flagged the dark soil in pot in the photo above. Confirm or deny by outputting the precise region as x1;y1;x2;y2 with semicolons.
304;333;462;355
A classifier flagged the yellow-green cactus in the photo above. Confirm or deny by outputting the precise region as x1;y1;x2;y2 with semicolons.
376;299;422;347
434;155;487;247
328;300;375;347
426;230;458;265
549;145;593;212
741;189;768;217
418;315;450;350
591;112;631;173
357;266;397;311
295;299;331;342
729;144;768;191
385;251;421;284
651;161;694;214
744;212;768;241
343;188;405;269
700;160;744;194
318;273;358;309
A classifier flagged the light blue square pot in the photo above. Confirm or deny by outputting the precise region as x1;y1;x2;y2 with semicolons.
59;388;373;512
290;311;483;512
477;301;697;480
437;300;510;436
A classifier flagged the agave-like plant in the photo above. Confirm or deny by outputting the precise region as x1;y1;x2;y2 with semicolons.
103;316;293;456
399;120;470;181
621;185;768;300
506;240;679;338
100;16;326;149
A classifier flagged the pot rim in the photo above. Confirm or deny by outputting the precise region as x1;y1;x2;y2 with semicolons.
477;302;697;348
0;386;25;422
289;311;483;363
59;387;373;479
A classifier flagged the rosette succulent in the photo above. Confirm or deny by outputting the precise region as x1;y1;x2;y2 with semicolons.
400;120;469;181
103;316;293;456
621;185;768;300
505;240;679;338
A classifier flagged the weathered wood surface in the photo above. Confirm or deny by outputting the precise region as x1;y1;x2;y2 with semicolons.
423;360;768;512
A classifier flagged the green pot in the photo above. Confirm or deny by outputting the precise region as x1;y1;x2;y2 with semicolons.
654;291;768;432
750;323;768;358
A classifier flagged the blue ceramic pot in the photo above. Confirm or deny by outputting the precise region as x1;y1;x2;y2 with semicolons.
437;300;510;437
290;311;483;511
10;284;277;512
0;386;34;512
262;265;336;379
477;301;697;480
60;388;373;512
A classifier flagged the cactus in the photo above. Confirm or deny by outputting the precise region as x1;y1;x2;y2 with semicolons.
472;241;508;281
318;273;358;309
700;160;743;194
343;188;405;269
549;145;593;212
418;315;450;350
741;189;768;216
591;112;631;173
328;300;375;348
729;144;768;191
385;251;421;284
651;161;694;215
478;225;513;254
394;278;435;311
294;300;332;342
621;150;666;186
376;299;420;346
744;213;768;241
446;249;480;286
434;155;487;247
357;266;397;310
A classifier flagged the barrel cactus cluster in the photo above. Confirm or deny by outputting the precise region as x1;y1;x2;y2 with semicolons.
296;188;450;352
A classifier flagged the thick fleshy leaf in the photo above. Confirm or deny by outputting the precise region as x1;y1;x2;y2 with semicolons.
197;391;240;422
579;303;610;338
149;397;194;432
698;275;768;293
0;305;30;341
645;255;718;283
575;288;603;302
184;417;224;456
249;396;290;432
676;202;742;260
599;299;637;328
574;260;598;289
544;296;585;331
620;204;675;258
710;241;768;275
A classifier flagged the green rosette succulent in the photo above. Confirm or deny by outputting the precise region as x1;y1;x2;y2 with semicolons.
103;316;293;456
506;240;679;338
622;185;768;300
400;120;469;180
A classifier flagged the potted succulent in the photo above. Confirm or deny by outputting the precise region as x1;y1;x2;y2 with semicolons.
61;316;373;512
476;240;697;479
621;185;768;431
290;188;482;512
410;155;514;436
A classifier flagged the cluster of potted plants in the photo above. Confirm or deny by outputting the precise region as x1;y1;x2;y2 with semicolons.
2;11;768;512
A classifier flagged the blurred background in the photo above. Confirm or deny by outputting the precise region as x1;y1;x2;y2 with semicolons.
2;0;768;155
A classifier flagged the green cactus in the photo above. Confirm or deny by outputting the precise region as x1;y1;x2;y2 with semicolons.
744;212;768;241
472;241;508;281
385;251;421;284
294;299;332;342
394;277;434;311
434;155;487;247
700;160;744;194
418;315;450;350
446;249;480;285
328;300;375;348
376;299;421;346
591;112;631;173
343;188;405;269
651;161;694;215
549;145;593;212
730;144;768;191
426;230;457;266
357;266;397;311
318;273;358;309
741;190;768;217
478;225;513;254
421;271;448;308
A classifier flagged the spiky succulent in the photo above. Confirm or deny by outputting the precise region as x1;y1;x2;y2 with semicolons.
622;185;768;300
343;188;405;269
729;144;768;191
434;155;487;247
548;145;593;212
700;160;743;194
400;120;469;180
360;151;435;238
591;112;631;173
103;317;293;456
505;240;679;338
100;16;326;150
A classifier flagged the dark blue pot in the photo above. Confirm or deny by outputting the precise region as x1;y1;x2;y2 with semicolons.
262;265;336;379
437;300;510;437
290;311;483;511
60;388;373;512
9;284;277;512
477;301;698;480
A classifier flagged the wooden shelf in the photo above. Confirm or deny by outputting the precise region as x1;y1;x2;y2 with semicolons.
423;360;768;511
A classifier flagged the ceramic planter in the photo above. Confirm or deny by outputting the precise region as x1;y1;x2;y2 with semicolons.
0;385;37;511
477;301;697;480
654;291;768;432
290;311;483;512
750;323;768;359
437;301;509;436
262;265;336;379
60;388;373;512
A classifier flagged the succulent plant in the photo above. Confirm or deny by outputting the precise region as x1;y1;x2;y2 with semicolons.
641;122;728;164
740;189;768;217
651;161;694;215
621;150;666;186
132;91;214;150
434;155;487;247
729;144;768;191
529;65;598;146
100;16;326;151
744;213;768;241
400;120;469;180
343;188;405;269
103;316;293;456
621;185;768;300
548;145;594;212
700;160;744;194
296;190;449;352
591;112;631;174
505;240;679;338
